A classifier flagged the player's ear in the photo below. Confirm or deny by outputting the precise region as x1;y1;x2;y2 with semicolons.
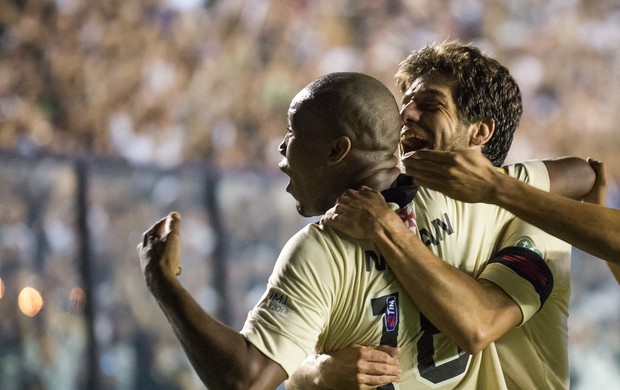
469;118;495;147
327;136;351;164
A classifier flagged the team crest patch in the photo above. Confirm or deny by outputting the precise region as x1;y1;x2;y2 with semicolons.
515;237;543;258
397;203;417;232
385;295;398;332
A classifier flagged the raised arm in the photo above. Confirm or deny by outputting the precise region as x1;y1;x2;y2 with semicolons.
406;149;620;265
137;212;286;390
579;161;620;283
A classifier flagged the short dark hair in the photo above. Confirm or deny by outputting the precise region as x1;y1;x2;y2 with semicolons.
300;72;401;155
395;41;522;166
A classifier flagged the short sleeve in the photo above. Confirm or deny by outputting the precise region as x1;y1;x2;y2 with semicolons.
479;243;553;325
240;225;337;377
504;160;550;191
480;211;570;325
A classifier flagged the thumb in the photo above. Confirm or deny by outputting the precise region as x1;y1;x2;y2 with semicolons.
587;158;606;185
165;212;182;276
166;211;181;234
584;158;607;206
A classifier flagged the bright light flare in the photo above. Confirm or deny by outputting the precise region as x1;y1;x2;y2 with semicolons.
18;286;44;317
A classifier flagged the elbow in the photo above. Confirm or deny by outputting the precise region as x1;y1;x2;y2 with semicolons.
212;380;257;390
200;377;243;390
199;373;257;390
457;326;495;355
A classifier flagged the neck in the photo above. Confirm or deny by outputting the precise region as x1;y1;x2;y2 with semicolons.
323;154;401;214
359;167;401;192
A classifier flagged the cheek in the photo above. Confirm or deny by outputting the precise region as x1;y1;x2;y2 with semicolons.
443;127;470;149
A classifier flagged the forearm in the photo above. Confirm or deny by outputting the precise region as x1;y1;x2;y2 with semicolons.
492;174;620;263
369;215;521;354
150;277;282;390
139;212;285;389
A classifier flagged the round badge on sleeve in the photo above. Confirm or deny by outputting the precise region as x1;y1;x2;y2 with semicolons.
516;237;543;258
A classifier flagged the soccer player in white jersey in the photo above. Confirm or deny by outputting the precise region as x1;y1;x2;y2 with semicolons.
286;42;595;389
138;71;577;389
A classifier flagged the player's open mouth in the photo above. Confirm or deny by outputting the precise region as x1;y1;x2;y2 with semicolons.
400;135;430;154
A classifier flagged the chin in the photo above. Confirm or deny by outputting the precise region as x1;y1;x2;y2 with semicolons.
296;203;323;218
295;205;307;217
296;203;311;217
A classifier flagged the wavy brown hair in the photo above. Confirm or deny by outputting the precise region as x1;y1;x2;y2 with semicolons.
395;41;522;166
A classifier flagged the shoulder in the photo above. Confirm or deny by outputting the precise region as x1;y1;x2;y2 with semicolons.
282;223;351;253
275;223;356;278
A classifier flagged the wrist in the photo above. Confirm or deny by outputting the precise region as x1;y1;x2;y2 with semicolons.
147;270;181;301
367;212;390;242
368;210;409;245
314;354;337;389
491;170;519;207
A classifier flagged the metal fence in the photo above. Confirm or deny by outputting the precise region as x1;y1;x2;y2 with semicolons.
0;149;306;390
1;149;618;390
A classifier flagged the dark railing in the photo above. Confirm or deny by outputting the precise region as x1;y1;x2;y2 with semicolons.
0;149;616;389
0;149;303;389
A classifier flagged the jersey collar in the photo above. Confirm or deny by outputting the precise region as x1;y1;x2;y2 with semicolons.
380;174;418;208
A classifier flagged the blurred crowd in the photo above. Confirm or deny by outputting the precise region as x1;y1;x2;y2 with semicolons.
0;0;619;389
2;0;620;173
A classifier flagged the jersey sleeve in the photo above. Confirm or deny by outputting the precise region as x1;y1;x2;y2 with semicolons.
503;159;550;191
240;224;337;377
481;161;570;325
479;215;571;325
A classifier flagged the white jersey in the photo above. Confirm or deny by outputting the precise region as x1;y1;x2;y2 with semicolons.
241;161;565;388
241;222;506;389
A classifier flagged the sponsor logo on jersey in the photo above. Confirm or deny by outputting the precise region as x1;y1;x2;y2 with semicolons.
268;291;288;304
385;295;398;332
